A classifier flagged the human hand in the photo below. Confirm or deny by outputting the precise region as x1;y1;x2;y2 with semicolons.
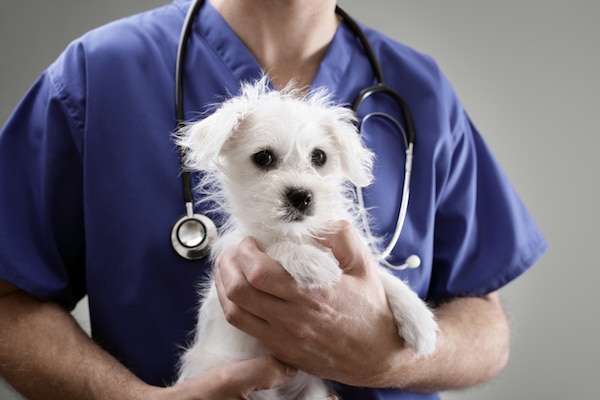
160;355;297;400
214;220;405;388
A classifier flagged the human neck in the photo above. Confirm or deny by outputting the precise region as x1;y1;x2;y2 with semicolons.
209;0;339;89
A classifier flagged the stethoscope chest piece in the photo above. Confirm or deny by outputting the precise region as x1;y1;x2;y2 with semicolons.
171;212;217;260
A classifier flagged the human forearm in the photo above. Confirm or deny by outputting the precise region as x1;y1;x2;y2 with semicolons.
0;284;155;400
381;292;511;392
0;281;301;400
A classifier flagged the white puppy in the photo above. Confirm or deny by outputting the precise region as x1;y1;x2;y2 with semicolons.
174;79;438;399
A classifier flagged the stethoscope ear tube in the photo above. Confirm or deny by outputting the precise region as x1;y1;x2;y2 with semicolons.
352;84;416;145
342;5;418;269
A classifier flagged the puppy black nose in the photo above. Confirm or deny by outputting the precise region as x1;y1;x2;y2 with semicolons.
286;188;313;212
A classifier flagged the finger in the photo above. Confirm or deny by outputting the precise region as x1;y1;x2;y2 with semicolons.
217;236;299;300
214;239;321;345
214;253;272;337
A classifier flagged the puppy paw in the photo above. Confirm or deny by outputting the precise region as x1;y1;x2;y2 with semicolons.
267;242;341;288
396;303;438;357
379;270;438;357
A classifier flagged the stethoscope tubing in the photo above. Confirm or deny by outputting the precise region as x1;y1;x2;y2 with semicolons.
356;112;415;270
172;0;418;269
176;0;205;208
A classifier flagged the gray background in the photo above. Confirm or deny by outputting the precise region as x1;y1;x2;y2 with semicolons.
1;1;598;399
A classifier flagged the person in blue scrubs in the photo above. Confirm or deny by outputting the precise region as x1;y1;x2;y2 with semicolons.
0;0;547;399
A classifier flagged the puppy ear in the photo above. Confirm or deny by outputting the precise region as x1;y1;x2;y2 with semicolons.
326;109;375;188
174;78;273;170
174;97;250;171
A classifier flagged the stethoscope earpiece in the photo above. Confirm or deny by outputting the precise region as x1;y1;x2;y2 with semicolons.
381;254;421;271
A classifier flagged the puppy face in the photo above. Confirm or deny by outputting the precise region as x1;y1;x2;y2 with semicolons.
177;80;374;238
220;107;348;234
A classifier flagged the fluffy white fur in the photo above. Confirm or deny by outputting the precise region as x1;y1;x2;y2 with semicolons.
174;78;438;399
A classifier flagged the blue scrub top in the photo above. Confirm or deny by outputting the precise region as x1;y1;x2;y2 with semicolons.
0;1;547;398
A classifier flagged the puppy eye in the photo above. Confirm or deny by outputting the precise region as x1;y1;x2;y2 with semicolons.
252;149;275;168
311;148;327;167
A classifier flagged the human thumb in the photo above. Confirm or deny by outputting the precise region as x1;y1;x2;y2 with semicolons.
318;220;374;275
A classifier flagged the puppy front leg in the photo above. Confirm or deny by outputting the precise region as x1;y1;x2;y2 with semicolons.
379;269;438;357
267;242;342;289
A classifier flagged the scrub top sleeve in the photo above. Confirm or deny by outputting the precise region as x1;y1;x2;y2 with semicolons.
428;112;547;299
0;46;87;310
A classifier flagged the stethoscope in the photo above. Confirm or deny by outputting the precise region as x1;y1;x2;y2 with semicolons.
171;0;421;271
